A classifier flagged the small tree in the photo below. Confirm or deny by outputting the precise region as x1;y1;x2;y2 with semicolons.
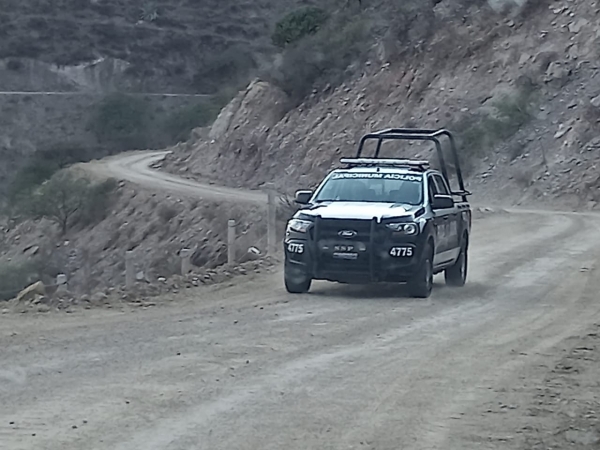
272;7;329;48
24;172;114;235
89;93;150;149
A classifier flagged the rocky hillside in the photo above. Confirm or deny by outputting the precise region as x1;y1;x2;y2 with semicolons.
164;0;600;210
2;0;600;303
0;0;322;199
0;0;319;93
0;174;270;300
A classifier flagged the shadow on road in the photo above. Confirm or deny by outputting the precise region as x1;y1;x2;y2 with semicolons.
307;278;491;301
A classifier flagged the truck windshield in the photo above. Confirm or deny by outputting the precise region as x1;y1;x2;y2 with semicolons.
313;172;423;205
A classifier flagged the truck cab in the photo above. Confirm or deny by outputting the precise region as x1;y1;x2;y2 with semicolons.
283;128;472;298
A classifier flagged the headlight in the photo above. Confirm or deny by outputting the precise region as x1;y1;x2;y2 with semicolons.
287;219;313;234
386;222;419;235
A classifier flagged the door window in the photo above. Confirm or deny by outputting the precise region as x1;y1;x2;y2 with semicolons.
432;175;450;196
427;176;439;203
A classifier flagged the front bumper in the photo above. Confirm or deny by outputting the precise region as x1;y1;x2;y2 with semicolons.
284;221;428;284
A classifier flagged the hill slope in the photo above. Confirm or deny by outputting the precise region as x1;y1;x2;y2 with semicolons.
164;0;600;210
0;0;318;93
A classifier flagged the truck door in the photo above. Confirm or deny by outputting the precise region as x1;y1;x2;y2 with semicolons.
428;175;448;267
432;174;460;261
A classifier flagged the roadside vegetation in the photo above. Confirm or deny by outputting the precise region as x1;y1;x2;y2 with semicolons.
21;172;117;235
163;95;231;142
0;259;46;300
6;164;117;236
269;12;371;104
450;86;538;171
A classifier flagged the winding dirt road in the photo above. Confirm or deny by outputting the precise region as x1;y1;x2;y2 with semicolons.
2;152;600;450
79;151;267;204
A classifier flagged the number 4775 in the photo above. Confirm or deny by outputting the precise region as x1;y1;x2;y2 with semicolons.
390;247;413;257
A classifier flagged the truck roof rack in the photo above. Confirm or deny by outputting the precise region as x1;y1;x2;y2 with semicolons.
340;158;430;171
353;128;469;201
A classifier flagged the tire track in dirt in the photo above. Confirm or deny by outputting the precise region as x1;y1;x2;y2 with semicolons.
0;212;594;450
51;214;599;449
311;215;600;450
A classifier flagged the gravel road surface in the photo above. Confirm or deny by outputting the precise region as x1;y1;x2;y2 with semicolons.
2;153;600;450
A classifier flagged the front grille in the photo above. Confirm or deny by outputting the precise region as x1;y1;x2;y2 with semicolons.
317;218;373;241
315;218;374;274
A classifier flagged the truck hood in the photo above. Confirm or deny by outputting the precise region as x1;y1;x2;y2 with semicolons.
301;202;418;221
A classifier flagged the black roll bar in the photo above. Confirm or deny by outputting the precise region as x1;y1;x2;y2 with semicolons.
356;128;468;202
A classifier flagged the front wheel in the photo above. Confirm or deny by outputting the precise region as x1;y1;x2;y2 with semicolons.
445;241;468;287
408;244;433;298
284;267;312;294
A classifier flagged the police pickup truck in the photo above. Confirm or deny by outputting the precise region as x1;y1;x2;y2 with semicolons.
283;128;472;298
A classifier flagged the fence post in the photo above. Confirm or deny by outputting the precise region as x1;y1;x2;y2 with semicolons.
264;183;277;256
125;250;135;289
81;248;91;294
56;274;68;293
228;219;236;265
180;248;193;275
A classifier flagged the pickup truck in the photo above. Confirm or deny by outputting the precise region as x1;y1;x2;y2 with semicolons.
283;128;472;298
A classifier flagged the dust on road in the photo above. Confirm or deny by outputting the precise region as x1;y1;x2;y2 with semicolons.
2;209;600;450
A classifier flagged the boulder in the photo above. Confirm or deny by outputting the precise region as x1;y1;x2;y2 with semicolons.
15;281;45;303
486;0;528;15
544;61;571;87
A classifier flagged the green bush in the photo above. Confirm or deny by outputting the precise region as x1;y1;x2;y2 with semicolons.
192;46;256;94
89;93;150;148
489;89;536;140
0;260;42;301
5;144;91;211
79;178;119;226
451;87;537;168
272;7;329;48
21;172;116;235
6;159;60;206
6;59;23;71
164;98;226;141
272;15;370;103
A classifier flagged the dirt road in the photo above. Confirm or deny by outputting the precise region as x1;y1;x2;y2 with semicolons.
79;151;267;204
2;154;600;450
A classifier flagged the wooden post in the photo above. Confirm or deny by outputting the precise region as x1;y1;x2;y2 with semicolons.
56;274;68;293
81;248;91;294
125;250;135;289
227;219;236;265
267;189;277;256
180;248;193;275
263;182;277;256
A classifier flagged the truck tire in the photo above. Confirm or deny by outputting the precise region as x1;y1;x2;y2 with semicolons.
409;244;433;298
445;238;468;287
284;268;312;294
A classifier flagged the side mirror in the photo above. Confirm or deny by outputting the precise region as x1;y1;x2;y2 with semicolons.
294;190;313;205
432;194;454;210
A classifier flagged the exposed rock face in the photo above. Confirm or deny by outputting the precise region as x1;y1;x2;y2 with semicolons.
181;80;289;186
164;0;600;213
209;80;289;142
